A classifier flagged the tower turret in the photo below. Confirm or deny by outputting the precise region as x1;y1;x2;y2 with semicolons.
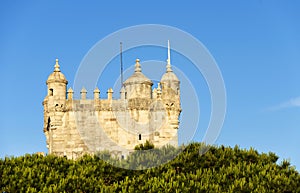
45;59;68;104
160;41;181;137
123;59;153;99
160;41;180;97
43;59;68;153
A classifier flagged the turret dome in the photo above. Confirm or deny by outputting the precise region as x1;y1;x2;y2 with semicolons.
161;68;179;83
46;59;68;84
123;59;153;86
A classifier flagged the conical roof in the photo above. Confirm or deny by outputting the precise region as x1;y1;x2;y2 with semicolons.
46;59;68;84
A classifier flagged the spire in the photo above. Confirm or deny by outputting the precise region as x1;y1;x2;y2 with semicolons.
135;58;141;72
166;40;173;72
54;58;60;72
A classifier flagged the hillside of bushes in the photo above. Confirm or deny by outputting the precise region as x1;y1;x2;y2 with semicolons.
1;143;299;192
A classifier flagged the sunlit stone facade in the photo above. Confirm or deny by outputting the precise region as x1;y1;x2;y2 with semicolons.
43;44;181;159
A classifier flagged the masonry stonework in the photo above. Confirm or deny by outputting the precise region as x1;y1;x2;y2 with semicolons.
43;45;181;159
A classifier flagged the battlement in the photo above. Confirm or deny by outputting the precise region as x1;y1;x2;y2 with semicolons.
60;83;181;111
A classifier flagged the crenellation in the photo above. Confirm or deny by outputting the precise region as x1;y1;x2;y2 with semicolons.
80;87;87;99
93;87;100;100
67;87;74;100
107;88;113;100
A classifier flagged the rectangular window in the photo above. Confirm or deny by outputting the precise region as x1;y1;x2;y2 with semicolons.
138;134;141;140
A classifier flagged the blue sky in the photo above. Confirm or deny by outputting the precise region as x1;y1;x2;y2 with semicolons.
1;1;300;169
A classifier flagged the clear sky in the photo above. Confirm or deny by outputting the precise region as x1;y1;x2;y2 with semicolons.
1;1;300;169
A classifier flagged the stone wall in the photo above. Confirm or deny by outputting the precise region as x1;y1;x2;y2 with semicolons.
44;94;180;159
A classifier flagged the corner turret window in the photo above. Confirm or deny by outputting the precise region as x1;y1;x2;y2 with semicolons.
46;117;51;131
49;88;53;96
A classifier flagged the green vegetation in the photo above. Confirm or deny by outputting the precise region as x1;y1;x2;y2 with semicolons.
1;143;299;192
134;140;155;150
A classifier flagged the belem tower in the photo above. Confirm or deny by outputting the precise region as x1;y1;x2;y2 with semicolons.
43;42;181;159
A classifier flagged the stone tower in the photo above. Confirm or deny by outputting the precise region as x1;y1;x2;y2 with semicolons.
160;40;181;146
43;59;68;154
43;42;181;159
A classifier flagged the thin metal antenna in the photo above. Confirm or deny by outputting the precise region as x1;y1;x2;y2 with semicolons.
166;40;172;72
120;42;123;86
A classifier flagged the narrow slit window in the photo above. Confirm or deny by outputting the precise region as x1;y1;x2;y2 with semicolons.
49;88;53;96
138;134;141;140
